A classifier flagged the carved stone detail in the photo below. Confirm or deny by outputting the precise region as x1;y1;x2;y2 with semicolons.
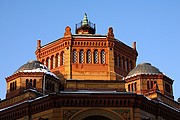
113;109;130;120
63;109;81;120
107;27;114;38
69;109;123;120
64;26;72;37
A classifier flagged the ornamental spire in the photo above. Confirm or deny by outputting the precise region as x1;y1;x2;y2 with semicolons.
82;13;88;26
75;13;96;34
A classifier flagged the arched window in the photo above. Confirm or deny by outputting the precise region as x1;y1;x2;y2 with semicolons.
86;49;91;63
128;84;130;91
52;83;55;92
26;79;29;88
101;50;106;64
12;82;15;90
49;82;52;91
147;81;150;89
114;52;117;66
10;83;12;91
134;82;137;91
94;50;98;64
131;83;134;91
55;53;60;67
47;81;49;90
15;81;17;90
46;57;50;69
151;81;153;89
79;49;84;63
165;83;171;93
117;55;120;68
125;58;129;72
129;60;133;70
60;51;65;65
33;79;36;88
42;59;45;65
122;56;125;70
45;81;48;90
73;49;77;63
50;55;54;69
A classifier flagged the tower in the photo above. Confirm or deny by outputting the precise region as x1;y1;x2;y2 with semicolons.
5;60;60;100
125;63;179;109
35;14;138;81
35;14;138;91
0;14;179;120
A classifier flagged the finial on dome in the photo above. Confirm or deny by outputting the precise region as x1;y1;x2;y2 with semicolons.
75;13;95;34
82;13;88;26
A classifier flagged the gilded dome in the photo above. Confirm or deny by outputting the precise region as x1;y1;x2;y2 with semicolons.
127;63;162;78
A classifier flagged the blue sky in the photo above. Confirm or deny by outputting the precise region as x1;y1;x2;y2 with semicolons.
0;0;180;100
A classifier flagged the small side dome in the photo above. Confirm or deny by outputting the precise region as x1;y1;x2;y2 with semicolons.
14;60;49;73
14;60;59;79
178;97;180;103
127;63;162;78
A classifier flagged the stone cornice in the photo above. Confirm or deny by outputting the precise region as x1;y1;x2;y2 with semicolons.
6;72;44;82
125;74;173;83
0;93;179;120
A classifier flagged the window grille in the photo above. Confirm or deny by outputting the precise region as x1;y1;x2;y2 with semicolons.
101;50;106;64
73;50;77;63
94;50;98;64
87;50;91;63
79;50;84;63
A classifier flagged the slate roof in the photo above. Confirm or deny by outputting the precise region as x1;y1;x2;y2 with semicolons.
13;60;59;79
14;60;48;73
127;63;162;77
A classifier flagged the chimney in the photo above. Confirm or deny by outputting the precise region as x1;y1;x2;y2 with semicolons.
132;42;136;51
37;40;41;49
